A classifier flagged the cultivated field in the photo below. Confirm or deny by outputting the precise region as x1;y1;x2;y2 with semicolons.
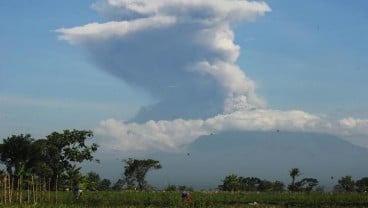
1;191;368;207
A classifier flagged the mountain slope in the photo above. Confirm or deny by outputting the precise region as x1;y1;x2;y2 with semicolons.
148;131;368;189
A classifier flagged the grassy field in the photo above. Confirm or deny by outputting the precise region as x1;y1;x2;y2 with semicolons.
1;191;368;207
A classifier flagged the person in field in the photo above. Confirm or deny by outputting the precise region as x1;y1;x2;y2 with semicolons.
72;182;83;199
181;191;192;202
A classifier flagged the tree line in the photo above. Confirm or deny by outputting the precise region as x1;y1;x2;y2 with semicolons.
0;130;98;190
218;168;368;193
1;130;368;193
0;130;164;192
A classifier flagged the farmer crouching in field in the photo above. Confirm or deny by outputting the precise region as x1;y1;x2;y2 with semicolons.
181;191;192;203
72;182;83;199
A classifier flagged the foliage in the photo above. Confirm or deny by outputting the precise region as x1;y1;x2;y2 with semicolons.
294;178;319;192
40;129;99;189
98;178;112;191
356;177;368;192
219;174;240;191
2;190;368;207
0;134;35;176
86;171;100;191
238;176;260;191
272;180;285;192
286;168;319;192
61;164;83;190
337;175;355;192
219;174;285;192
123;158;162;190
112;179;125;191
0;130;99;191
165;184;194;192
288;168;301;191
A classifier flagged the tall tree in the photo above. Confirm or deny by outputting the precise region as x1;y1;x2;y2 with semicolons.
219;174;240;192
0;134;35;176
123;158;162;190
38;130;99;189
288;168;301;192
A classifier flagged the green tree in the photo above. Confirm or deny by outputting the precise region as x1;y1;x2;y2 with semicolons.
112;179;125;191
0;134;35;177
295;178;319;192
38;130;99;190
356;177;368;192
98;178;111;191
338;175;355;192
29;139;53;179
258;179;274;192
0;134;39;184
86;171;100;191
288;168;301;192
238;177;261;191
61;164;83;190
219;174;240;192
272;180;285;192
123;158;162;190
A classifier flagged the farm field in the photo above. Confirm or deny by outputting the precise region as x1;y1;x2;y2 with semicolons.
2;191;368;207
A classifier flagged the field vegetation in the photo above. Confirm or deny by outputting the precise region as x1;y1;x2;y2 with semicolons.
1;130;368;207
1;190;368;207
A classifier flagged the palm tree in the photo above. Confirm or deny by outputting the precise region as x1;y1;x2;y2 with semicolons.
288;168;301;191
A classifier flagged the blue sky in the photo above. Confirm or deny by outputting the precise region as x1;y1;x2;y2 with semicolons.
237;0;368;115
0;0;152;137
1;0;368;152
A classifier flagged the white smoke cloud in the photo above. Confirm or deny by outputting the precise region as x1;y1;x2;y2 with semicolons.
56;0;368;153
190;60;264;112
94;109;326;152
57;0;270;121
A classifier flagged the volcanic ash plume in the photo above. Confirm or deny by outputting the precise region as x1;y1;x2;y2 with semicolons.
57;0;270;121
57;1;347;152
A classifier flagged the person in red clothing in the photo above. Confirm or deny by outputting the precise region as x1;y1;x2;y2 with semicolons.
181;191;192;202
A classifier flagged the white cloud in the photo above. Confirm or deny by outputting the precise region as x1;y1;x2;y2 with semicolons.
94;113;368;153
95;118;207;152
94;109;325;152
56;15;176;44
190;60;264;112
92;0;271;24
338;117;368;136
